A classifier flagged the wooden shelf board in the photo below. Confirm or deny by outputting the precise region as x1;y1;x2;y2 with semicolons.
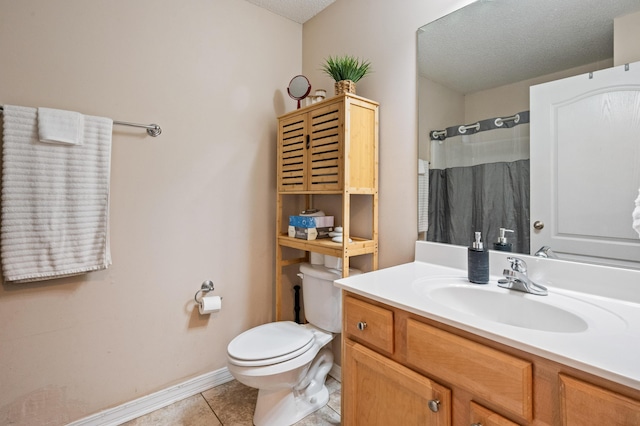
278;234;376;257
277;188;376;195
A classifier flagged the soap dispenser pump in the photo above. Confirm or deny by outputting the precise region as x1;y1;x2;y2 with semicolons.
468;231;489;284
493;228;514;252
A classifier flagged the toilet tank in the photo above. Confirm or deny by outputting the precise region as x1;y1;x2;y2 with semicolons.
299;263;361;333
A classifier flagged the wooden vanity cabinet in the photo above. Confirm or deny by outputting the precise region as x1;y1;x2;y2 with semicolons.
342;292;640;426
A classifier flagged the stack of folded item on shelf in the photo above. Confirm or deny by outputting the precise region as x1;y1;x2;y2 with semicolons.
328;227;352;243
288;214;334;240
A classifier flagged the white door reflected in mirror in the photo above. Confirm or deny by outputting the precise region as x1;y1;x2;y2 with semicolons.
530;61;640;268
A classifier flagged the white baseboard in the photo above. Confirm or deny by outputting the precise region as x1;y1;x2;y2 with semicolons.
68;368;234;426
329;363;341;382
70;363;339;425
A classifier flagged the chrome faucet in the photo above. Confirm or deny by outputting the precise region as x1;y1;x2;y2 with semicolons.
498;257;548;296
534;246;559;259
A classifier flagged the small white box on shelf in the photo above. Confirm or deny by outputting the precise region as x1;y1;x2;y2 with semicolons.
288;226;334;240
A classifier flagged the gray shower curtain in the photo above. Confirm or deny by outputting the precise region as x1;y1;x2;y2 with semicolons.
427;159;530;253
426;112;530;253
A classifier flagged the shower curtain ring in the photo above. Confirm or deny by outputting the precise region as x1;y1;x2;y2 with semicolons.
458;122;480;134
495;114;520;127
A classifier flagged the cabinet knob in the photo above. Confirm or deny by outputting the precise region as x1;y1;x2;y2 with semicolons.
533;220;544;230
471;423;483;426
428;399;440;413
356;321;367;331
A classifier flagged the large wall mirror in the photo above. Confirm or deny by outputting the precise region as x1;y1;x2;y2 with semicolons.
418;0;640;269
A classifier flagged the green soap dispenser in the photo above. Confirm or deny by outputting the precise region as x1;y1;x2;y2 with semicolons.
493;228;514;252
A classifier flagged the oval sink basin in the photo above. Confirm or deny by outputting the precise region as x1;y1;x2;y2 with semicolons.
412;276;626;333
430;285;587;332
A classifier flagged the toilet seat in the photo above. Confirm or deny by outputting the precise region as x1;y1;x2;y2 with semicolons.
228;321;315;367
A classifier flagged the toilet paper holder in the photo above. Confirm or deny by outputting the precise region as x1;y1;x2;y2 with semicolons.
194;280;216;304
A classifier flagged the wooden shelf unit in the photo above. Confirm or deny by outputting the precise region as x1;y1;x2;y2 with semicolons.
275;94;379;320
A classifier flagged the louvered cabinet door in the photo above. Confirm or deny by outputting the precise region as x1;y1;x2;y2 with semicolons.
307;101;344;191
277;114;308;192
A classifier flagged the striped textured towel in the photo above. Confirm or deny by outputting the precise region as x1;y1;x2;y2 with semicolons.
1;105;113;283
634;188;640;238
418;159;429;233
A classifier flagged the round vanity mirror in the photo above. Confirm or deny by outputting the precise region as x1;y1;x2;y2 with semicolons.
287;75;311;109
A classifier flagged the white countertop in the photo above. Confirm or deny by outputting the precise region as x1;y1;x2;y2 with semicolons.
335;242;640;390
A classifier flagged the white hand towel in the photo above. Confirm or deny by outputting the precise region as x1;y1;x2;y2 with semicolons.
633;188;640;238
418;158;426;175
2;105;113;283
37;107;84;145
418;159;429;233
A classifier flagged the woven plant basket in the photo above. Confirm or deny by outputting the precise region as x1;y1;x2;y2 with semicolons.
335;80;356;95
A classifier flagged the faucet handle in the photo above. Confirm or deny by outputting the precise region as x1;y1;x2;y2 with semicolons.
535;246;559;259
507;256;527;273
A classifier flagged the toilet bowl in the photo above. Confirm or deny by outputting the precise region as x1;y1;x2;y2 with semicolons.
227;263;360;426
227;322;334;425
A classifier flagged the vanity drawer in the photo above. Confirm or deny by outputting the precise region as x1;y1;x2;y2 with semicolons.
344;296;394;355
559;374;640;425
470;401;520;426
406;319;532;421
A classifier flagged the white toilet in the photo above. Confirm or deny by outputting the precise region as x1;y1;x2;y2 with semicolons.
227;263;360;426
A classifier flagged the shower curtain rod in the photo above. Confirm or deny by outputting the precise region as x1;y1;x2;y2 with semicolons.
0;105;162;137
430;111;529;142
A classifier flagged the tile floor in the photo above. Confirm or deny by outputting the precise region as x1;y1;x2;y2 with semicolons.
121;377;341;426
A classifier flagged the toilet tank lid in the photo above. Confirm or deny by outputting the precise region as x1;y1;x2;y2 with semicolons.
299;263;362;279
228;321;313;361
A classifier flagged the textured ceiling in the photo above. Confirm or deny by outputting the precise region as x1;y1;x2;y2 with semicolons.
245;0;335;23
246;0;640;93
418;0;640;94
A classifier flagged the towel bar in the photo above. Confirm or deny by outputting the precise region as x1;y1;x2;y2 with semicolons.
0;105;162;137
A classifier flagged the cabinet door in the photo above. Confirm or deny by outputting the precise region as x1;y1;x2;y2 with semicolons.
307;102;343;191
278;113;308;192
343;340;451;426
560;374;640;425
470;401;520;426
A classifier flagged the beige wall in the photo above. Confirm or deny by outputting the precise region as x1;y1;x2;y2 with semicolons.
418;76;465;162
0;0;301;424
464;60;613;124
0;0;484;423
614;10;640;66
303;0;474;268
